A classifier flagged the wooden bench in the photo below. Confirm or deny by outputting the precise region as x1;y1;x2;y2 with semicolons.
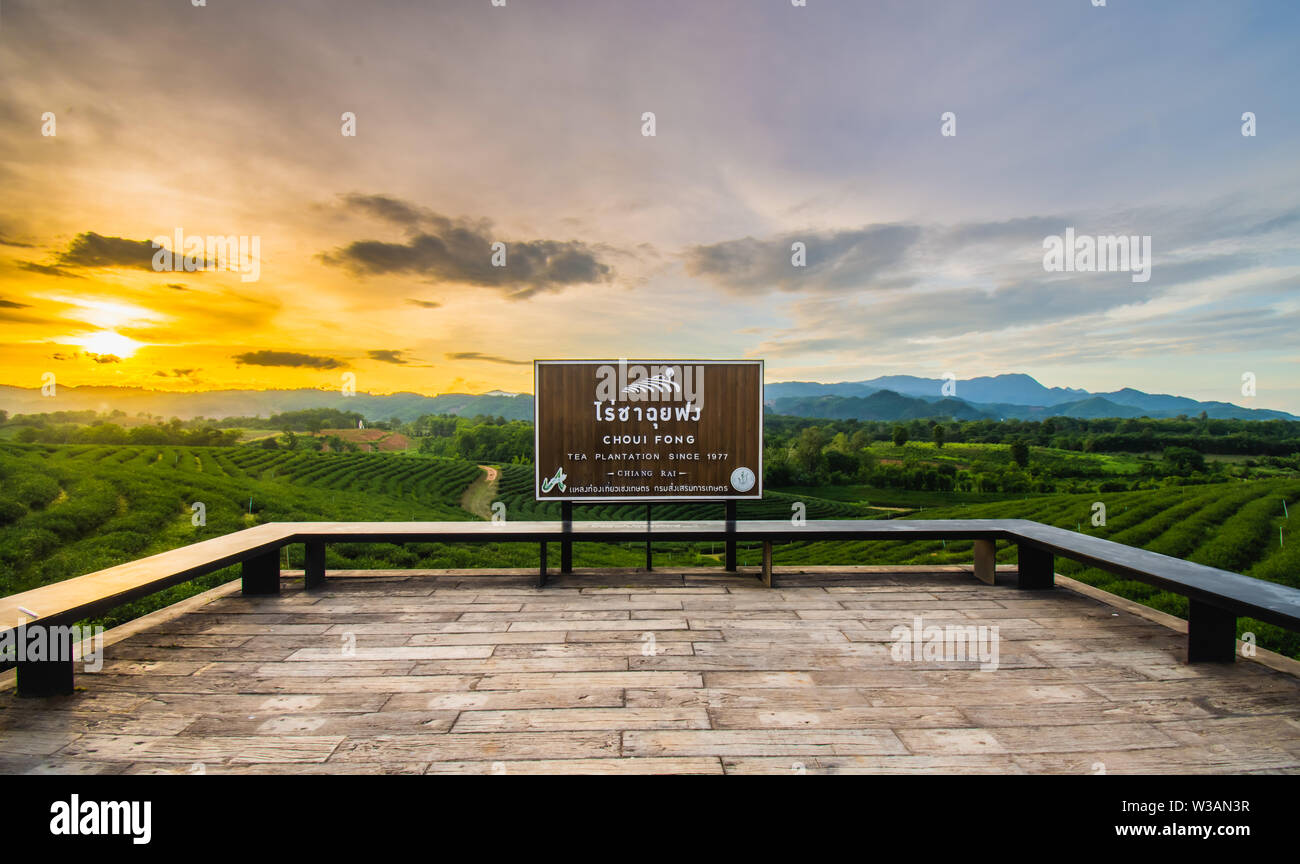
4;518;1299;695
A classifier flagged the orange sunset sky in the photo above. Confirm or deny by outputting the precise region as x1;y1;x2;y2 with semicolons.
2;1;1298;410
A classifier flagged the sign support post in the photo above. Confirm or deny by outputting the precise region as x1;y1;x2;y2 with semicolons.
534;359;763;579
561;500;573;573
725;500;737;571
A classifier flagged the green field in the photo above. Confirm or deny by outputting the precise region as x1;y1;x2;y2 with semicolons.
0;443;486;626
0;444;869;626
775;478;1300;658
1;442;1296;657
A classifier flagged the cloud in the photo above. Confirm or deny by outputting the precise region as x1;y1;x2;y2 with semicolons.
55;232;164;270
320;201;613;299
1242;208;1300;237
340;193;430;227
0;219;34;248
118;288;280;344
683;224;922;294
940;217;1071;248
166;283;188;291
25;232;214;277
0;306;82;327
445;351;529;366
0;298;31;309
18;261;83;278
87;353;121;364
406;298;441;309
367;349;409;365
232;350;347;369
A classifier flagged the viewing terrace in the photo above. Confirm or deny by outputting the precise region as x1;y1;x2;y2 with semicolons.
1;519;1298;774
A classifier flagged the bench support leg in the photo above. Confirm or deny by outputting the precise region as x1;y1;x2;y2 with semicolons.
304;541;326;589
538;542;547;588
761;541;774;588
16;657;75;697
1016;543;1054;590
242;549;281;595
1187;599;1236;663
973;539;996;585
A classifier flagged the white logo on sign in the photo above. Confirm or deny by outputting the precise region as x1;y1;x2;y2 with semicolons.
730;467;755;492
622;367;681;397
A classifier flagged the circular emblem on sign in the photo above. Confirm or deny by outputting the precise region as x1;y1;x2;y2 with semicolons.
730;467;755;492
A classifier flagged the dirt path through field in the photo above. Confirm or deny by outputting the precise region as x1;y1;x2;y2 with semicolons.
460;465;500;519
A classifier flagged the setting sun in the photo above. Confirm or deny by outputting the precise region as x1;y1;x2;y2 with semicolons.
77;331;142;359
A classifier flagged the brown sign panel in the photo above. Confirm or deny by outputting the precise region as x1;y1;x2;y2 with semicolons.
534;359;764;501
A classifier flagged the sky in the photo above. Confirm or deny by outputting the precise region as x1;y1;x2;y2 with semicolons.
1;0;1298;411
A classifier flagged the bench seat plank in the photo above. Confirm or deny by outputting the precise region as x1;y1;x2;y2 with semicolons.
0;523;293;632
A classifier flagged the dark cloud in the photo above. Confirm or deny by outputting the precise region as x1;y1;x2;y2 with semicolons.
55;231;163;270
18;261;83;278
320;202;612;299
0;235;34;248
445;351;528;366
683;224;922;294
87;353;121;364
367;349;409;365
232;350;347;369
0;298;31;309
166;283;188;291
406;298;441;308
341;193;430;227
153;368;199;379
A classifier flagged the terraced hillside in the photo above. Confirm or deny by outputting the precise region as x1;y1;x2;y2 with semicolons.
0;444;487;624
3;445;1295;657
492;464;873;522
0;446;871;620
776;478;1300;658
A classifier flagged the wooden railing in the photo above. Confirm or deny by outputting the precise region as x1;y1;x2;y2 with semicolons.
4;518;1299;695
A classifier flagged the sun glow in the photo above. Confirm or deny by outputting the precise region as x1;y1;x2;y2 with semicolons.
77;331;143;359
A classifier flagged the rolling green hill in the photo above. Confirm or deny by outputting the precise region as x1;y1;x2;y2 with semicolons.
1;444;1296;658
777;478;1300;658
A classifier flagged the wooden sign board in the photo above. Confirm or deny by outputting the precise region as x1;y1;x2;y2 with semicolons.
534;359;763;501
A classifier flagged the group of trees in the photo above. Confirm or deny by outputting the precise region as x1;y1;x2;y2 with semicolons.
413;414;533;463
9;419;241;447
765;413;1300;457
259;430;365;453
760;415;1269;493
212;408;367;433
3;407;1297;495
762;427;1026;492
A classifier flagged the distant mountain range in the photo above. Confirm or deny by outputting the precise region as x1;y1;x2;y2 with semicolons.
0;373;1293;424
764;374;1297;421
0;385;534;423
